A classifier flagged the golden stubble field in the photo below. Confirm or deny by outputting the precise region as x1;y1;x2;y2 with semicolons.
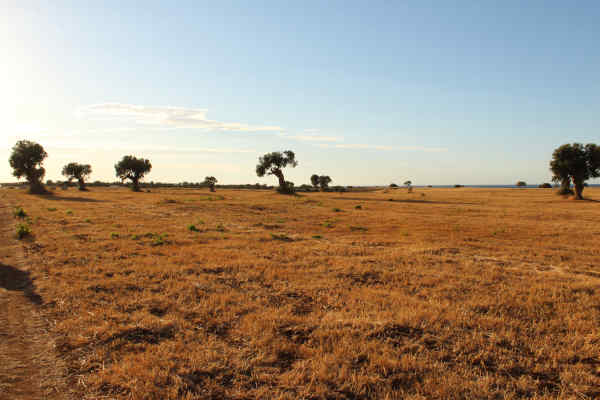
1;186;600;399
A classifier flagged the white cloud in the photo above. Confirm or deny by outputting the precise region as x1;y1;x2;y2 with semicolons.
77;103;283;132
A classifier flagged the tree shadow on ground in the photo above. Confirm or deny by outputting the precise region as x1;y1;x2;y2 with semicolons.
0;263;42;304
330;197;476;205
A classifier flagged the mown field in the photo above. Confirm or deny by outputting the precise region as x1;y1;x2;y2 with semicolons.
1;186;600;399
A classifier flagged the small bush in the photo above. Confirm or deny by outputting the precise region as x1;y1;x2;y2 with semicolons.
323;221;334;228
188;224;200;232
47;207;57;212
216;224;226;232
333;208;342;212
13;207;27;218
66;210;73;215
84;218;92;223
131;234;141;240
350;226;368;232
312;235;323;239
276;181;295;194
110;232;120;239
355;205;362;209
16;223;31;239
538;183;553;188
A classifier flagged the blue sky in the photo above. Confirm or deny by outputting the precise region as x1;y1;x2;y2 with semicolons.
2;1;599;185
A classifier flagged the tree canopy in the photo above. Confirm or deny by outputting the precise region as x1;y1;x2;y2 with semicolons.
550;143;600;199
203;176;218;192
256;151;298;193
62;162;92;190
115;155;152;191
9;140;48;193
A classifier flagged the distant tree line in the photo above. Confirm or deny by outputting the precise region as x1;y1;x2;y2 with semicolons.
7;140;600;199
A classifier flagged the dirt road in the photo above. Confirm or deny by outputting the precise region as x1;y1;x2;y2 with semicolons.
0;202;68;399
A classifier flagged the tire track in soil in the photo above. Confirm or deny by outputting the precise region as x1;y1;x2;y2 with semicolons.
0;202;70;399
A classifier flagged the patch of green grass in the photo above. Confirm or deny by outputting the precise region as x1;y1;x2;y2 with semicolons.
151;233;169;246
16;223;31;239
47;207;57;212
110;232;120;239
66;210;73;215
84;218;92;223
188;224;200;232
323;220;335;228
350;226;368;232
312;234;323;239
13;207;27;218
131;234;141;240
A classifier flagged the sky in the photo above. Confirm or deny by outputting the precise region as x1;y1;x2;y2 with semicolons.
1;1;599;185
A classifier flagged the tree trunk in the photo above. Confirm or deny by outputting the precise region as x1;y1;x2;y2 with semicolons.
274;170;286;188
78;178;86;191
574;180;584;200
210;185;215;192
132;178;140;192
28;180;47;194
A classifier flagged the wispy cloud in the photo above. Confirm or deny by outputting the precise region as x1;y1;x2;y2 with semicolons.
321;143;447;152
78;103;283;132
287;135;343;142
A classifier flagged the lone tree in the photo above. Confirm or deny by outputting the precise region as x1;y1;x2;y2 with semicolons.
310;174;320;189
550;143;600;200
203;176;218;192
62;162;92;191
114;155;152;192
311;174;332;191
516;181;527;187
256;150;298;194
9;140;48;194
318;175;332;191
404;180;413;193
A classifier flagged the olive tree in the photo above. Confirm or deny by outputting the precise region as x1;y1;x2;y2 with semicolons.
256;150;298;194
310;174;332;191
550;143;600;199
203;176;218;192
114;155;152;192
62;162;92;191
9;140;48;194
310;174;320;189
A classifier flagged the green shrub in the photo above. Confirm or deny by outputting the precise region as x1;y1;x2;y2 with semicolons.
131;234;141;240
312;235;323;239
350;226;368;232
47;207;57;212
188;224;200;232
333;208;342;212
84;218;92;223
110;232;120;239
66;210;73;215
13;207;27;218
16;223;31;239
355;205;362;209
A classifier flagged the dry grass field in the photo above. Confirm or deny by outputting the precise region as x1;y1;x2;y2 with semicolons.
1;186;600;399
